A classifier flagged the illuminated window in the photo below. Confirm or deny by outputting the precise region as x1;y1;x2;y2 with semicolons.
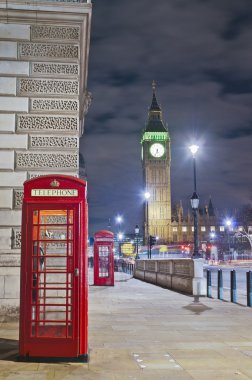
182;226;187;232
210;226;215;231
192;227;194;232
201;226;206;232
173;227;177;232
220;226;224;232
238;226;243;232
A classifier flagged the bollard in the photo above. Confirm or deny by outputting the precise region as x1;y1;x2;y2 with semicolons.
207;269;212;298
230;270;237;303
247;271;252;307
217;269;223;300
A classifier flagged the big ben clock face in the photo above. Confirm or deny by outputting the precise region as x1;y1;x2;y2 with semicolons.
150;143;165;158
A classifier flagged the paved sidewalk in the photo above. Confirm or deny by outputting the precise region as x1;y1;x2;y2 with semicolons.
1;271;252;379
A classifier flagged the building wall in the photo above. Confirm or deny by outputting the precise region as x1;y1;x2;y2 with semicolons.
0;0;92;318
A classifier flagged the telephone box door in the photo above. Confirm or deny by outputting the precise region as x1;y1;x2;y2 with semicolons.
19;176;88;361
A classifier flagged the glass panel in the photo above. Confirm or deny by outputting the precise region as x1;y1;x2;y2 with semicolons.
30;209;74;339
41;241;67;256
98;246;109;277
38;226;73;240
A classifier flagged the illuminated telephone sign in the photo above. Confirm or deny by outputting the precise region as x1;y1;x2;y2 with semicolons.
19;175;88;362
93;230;114;286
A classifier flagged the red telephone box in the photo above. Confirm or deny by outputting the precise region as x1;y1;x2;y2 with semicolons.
94;230;114;286
19;175;88;362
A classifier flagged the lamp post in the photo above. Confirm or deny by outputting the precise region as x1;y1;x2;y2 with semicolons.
115;215;123;257
189;145;200;258
144;191;150;258
115;215;123;230
117;232;124;258
225;219;232;257
135;224;140;259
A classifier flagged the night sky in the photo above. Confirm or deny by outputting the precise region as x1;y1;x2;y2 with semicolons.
80;0;252;236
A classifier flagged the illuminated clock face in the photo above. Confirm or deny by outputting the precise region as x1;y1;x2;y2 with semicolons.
150;143;165;158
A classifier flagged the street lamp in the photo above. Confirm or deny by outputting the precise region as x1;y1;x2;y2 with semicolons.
210;232;216;240
135;224;140;259
115;215;123;256
118;232;124;241
115;215;123;226
144;191;150;258
189;145;200;258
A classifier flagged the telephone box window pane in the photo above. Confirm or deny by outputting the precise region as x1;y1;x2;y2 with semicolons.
39;210;68;225
42;242;67;256
38;226;73;241
98;246;109;277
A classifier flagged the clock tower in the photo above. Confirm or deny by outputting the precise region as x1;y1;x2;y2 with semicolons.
141;82;171;243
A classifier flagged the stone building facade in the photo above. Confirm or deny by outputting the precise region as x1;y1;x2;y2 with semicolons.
0;0;92;318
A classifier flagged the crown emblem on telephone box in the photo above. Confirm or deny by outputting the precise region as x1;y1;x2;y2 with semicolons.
50;179;60;188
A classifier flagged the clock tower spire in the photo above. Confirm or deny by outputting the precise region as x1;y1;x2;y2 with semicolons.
141;82;171;244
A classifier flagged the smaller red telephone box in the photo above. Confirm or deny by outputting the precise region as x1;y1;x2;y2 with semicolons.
19;175;88;362
93;230;114;286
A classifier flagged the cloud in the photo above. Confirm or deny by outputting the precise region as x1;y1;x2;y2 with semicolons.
82;0;252;234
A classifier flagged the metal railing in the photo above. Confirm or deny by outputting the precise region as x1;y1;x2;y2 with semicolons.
206;269;252;307
121;263;135;275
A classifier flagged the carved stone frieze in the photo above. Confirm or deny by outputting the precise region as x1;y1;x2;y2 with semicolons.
16;152;78;169
28;172;78;179
31;25;80;41
19;42;79;60
30;98;78;112
18;78;79;96
29;135;78;149
13;189;24;209
17;115;78;132
31;62;79;76
12;228;21;249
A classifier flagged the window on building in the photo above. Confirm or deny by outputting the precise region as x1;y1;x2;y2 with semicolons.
220;226;224;232
201;226;206;232
192;227;194;232
173;227;177;232
182;226;187;232
210;226;215;231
